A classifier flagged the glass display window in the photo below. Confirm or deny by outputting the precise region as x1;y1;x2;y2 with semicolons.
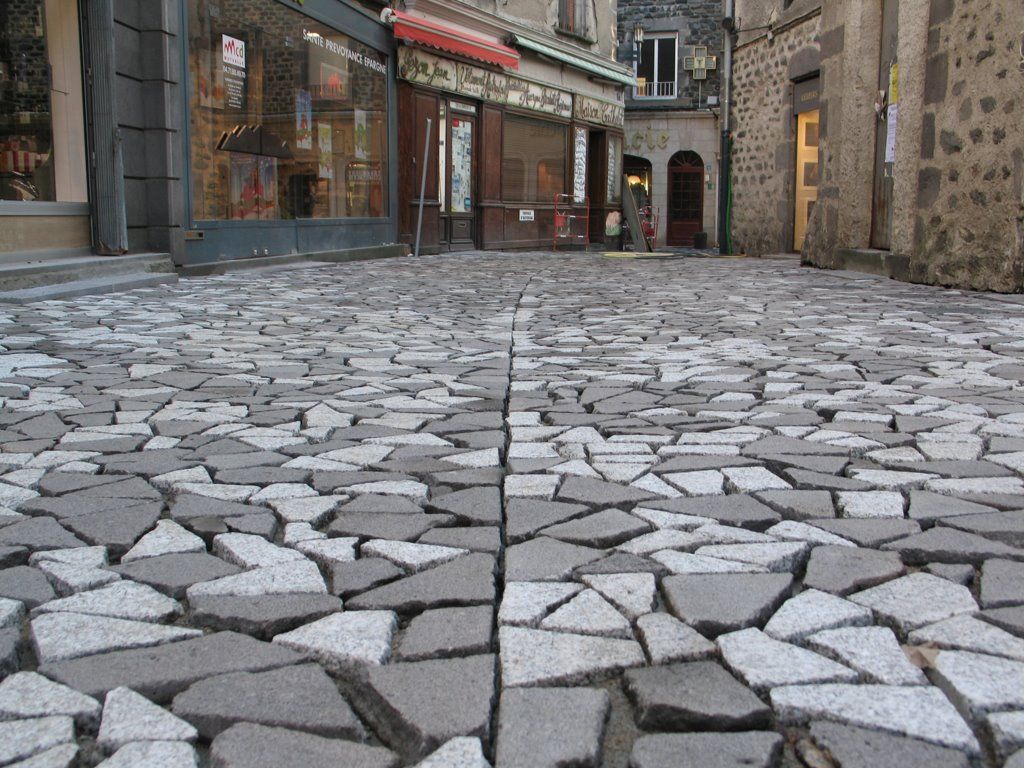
501;114;566;203
0;0;87;203
188;0;389;222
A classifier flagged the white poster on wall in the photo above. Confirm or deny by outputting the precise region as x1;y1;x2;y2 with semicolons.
573;127;587;203
884;103;898;164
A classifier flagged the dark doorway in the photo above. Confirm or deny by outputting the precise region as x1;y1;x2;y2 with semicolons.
586;129;607;244
667;151;703;246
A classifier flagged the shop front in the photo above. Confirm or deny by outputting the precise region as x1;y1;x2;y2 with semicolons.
0;0;90;257
394;44;625;253
182;0;396;264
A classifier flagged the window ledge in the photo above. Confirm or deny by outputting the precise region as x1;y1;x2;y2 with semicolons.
553;27;596;46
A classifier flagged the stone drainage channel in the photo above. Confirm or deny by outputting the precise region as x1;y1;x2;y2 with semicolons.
0;251;1022;767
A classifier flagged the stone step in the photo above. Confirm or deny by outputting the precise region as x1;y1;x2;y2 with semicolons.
0;253;176;293
0;271;179;304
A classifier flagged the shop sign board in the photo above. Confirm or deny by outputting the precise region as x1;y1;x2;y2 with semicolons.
398;47;572;119
573;94;625;128
221;34;248;110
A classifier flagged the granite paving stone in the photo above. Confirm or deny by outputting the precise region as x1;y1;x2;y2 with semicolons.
806;626;927;685
931;650;1024;718
499;626;644;686
635;612;716;664
0;716;75;766
8;252;1024;765
763;589;873;642
989;711;1024;761
771;684;980;752
413;738;490;768
849;572;979;634
717;628;858;692
0;671;101;729
272;610;397;675
94;740;198;767
185;559;327;599
97;686;197;752
30;612;202;663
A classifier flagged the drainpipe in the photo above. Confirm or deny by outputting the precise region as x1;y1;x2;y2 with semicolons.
718;1;735;255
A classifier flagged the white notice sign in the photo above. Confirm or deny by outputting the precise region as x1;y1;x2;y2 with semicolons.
884;104;898;163
519;210;535;222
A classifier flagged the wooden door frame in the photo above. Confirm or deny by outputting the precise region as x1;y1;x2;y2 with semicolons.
441;102;478;251
666;151;704;246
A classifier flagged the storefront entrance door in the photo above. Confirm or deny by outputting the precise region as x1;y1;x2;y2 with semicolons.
666;151;703;246
441;103;476;251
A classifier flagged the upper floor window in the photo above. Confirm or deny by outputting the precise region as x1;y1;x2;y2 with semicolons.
557;0;592;39
634;34;677;99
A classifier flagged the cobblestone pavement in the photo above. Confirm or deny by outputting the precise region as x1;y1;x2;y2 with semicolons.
0;252;1023;768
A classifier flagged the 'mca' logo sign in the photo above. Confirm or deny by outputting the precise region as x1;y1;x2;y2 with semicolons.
222;35;246;68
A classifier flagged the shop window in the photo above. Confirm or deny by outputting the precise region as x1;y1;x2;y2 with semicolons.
0;0;87;203
187;0;389;221
634;35;677;99
502;114;566;203
557;0;592;39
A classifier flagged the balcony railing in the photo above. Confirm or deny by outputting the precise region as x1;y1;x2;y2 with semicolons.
633;81;676;99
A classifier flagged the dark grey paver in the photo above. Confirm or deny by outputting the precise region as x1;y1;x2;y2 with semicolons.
351;654;495;761
629;731;783;768
40;631;303;703
624;661;771;731
662;573;792;637
172;663;364;739
189;594;343;639
112;553;241;599
495;687;609;768
209;723;398;768
396;605;493;661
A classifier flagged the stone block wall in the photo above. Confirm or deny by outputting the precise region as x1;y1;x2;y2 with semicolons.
908;0;1022;290
729;11;820;256
616;0;722;110
803;0;1024;292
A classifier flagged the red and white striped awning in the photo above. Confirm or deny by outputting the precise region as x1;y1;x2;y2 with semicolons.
381;8;520;70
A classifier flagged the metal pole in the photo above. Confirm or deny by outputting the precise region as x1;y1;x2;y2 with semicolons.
413;119;432;259
718;0;734;255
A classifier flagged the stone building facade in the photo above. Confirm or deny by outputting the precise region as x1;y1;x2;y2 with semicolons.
729;0;1023;292
615;0;722;247
804;0;1024;292
729;1;821;257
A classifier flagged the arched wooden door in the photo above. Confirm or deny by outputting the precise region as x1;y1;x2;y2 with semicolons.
667;151;704;246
